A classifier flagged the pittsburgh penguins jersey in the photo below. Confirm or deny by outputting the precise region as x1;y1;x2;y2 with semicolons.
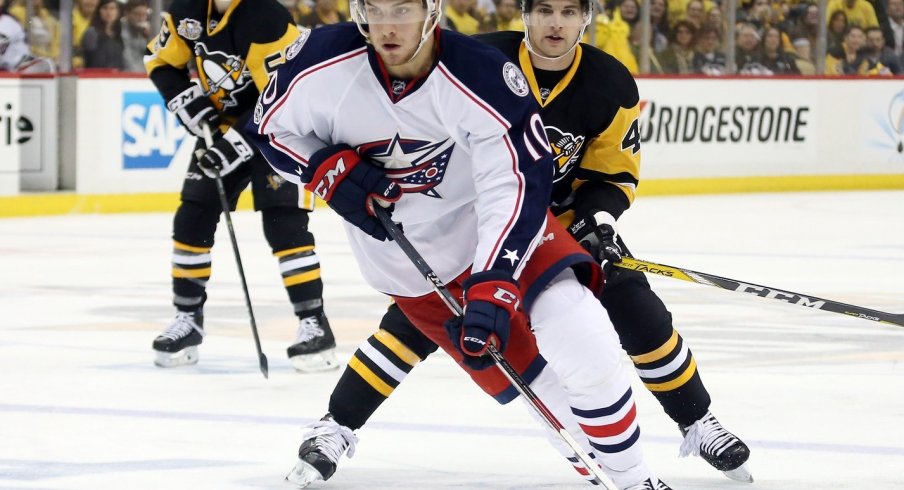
248;24;553;298
475;31;642;225
144;0;299;124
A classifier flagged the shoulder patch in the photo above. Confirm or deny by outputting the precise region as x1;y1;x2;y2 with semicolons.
502;62;529;97
286;28;311;61
176;18;202;40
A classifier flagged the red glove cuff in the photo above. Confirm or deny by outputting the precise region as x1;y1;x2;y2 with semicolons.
463;272;522;318
303;146;361;201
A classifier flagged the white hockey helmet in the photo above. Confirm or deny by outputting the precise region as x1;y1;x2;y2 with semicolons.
521;0;592;62
351;0;443;62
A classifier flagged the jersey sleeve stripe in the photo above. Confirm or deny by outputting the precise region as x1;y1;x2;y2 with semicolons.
259;47;368;134
482;134;525;271
436;63;511;130
269;134;308;164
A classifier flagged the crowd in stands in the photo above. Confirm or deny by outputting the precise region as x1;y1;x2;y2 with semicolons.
2;0;903;75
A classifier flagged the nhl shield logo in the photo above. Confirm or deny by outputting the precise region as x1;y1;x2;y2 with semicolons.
502;62;529;97
177;18;202;40
286;28;311;60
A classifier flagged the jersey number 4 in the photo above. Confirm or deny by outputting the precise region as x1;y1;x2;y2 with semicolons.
621;119;641;154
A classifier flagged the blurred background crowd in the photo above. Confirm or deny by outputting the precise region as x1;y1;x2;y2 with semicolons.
1;0;901;75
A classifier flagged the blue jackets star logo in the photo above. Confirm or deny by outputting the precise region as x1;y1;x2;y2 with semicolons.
358;134;455;198
502;249;520;265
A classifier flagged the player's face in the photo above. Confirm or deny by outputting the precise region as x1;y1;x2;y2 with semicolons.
364;0;430;67
525;0;587;59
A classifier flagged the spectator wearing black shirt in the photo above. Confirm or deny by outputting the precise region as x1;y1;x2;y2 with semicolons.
761;25;800;73
81;0;123;69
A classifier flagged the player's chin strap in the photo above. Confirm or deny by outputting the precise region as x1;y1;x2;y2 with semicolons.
521;10;591;62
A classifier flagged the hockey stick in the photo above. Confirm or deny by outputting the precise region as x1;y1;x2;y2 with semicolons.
614;257;904;328
373;206;617;489
197;123;269;378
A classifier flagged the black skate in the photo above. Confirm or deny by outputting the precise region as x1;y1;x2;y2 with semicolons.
285;414;358;488
624;478;674;490
680;411;753;483
287;313;339;372
153;310;204;367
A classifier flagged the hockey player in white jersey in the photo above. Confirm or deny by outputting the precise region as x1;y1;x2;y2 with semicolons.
247;1;671;488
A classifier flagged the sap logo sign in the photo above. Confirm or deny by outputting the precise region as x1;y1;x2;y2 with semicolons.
122;92;188;169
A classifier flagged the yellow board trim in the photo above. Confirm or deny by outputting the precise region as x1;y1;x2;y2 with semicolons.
173;240;211;254
631;329;678;364
172;267;212;278
644;358;698;392
283;269;321;287
274;245;315;258
348;356;394;397
375;329;420;367
2;175;903;218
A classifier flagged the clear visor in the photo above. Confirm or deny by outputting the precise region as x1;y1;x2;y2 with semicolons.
523;6;590;27
352;0;429;24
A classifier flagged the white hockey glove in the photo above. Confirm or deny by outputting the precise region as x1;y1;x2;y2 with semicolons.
568;210;624;275
197;128;254;178
166;85;221;138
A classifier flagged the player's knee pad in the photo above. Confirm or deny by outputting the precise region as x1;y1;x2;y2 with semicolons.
173;200;220;247
261;207;314;252
380;303;438;359
531;270;623;390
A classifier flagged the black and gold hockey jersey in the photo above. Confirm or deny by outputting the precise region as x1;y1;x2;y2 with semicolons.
145;0;300;125
475;31;642;226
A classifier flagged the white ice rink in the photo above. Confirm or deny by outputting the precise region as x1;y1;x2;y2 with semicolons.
2;190;904;490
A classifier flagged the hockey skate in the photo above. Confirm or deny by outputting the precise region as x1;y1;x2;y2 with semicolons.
680;411;753;483
624;477;674;490
287;313;339;372
153;310;204;367
286;414;358;488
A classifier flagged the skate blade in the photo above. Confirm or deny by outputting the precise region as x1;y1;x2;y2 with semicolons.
723;463;754;483
285;459;324;488
290;349;340;373
154;346;199;368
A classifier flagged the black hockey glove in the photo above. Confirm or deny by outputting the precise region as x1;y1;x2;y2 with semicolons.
444;271;520;371
167;85;222;138
301;144;402;242
568;210;624;276
197;128;254;178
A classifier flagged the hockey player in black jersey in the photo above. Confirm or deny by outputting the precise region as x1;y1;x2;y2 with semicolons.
144;0;337;372
289;0;750;487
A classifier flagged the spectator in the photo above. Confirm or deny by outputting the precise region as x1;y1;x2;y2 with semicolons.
1;0;30;71
736;22;771;73
789;2;819;52
826;25;889;74
826;0;878;29
629;21;665;72
791;37;817;73
120;0;149;72
668;0;714;27
660;19;696;73
828;9;848;52
620;0;639;26
684;0;705;27
288;0;313;25
481;0;523;32
80;0;123;69
865;26;902;73
445;0;482;35
587;6;638;72
761;25;800;73
693;23;727;74
73;0;98;48
8;0;60;62
297;0;346;28
650;0;670;51
881;0;904;56
705;3;726;38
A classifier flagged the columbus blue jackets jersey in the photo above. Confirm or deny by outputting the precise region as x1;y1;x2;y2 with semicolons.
475;31;642;225
144;0;299;124
247;24;554;298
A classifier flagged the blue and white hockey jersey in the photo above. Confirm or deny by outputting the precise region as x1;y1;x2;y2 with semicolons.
248;24;554;298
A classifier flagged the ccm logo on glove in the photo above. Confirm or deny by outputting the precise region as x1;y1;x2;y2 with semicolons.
311;156;350;200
